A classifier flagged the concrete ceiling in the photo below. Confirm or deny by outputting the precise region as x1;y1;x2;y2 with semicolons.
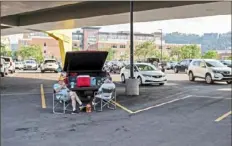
1;1;81;17
1;1;231;36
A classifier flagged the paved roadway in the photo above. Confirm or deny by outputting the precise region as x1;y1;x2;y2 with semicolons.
1;70;231;146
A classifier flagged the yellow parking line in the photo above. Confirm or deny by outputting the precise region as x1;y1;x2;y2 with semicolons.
40;84;46;108
111;101;134;114
215;111;231;122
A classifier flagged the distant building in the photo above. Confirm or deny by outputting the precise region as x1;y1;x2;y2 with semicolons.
17;27;202;60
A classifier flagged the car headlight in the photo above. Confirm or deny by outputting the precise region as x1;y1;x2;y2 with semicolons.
142;74;151;77
213;70;221;74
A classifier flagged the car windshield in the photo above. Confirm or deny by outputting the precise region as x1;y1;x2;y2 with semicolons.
25;60;35;64
136;64;157;71
205;60;225;67
3;58;10;62
45;60;56;63
224;60;232;65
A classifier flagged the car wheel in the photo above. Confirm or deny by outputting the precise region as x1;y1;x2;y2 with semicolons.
159;83;164;86
205;74;213;84
1;72;4;77
226;81;232;84
10;70;13;74
41;70;45;73
189;71;195;81
121;74;125;83
174;68;178;73
137;76;143;85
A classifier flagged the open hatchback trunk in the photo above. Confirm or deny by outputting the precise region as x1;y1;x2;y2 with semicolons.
63;51;109;99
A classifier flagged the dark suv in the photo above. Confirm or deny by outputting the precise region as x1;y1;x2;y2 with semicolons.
174;59;192;73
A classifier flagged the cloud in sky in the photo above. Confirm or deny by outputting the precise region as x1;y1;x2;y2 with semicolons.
96;15;231;35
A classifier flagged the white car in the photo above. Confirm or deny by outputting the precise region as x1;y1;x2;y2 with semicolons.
15;61;24;70
1;56;15;73
188;59;232;84
1;58;8;77
120;63;167;85
40;59;59;73
23;60;38;70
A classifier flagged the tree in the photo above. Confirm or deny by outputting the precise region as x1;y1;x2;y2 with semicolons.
170;45;201;61
100;48;116;61
202;50;218;59
16;45;44;63
0;44;12;57
135;41;158;60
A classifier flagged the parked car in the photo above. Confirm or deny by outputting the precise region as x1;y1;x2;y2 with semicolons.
168;61;178;70
1;56;15;73
15;61;24;70
174;59;192;73
220;60;232;68
23;60;38;70
120;63;167;85
188;59;232;84
40;59;59;73
0;58;8;77
63;51;109;100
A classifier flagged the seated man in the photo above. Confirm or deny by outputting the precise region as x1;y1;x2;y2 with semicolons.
53;76;84;114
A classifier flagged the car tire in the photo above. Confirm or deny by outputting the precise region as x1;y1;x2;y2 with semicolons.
1;72;4;77
159;83;164;86
226;81;232;84
54;70;58;73
137;76;143;86
174;68;178;73
10;70;13;74
205;74;213;84
121;74;125;83
41;70;45;73
189;71;195;81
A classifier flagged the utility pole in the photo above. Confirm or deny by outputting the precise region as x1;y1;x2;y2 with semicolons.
159;29;163;62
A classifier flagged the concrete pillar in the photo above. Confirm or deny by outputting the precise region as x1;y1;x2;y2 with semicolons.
126;78;139;95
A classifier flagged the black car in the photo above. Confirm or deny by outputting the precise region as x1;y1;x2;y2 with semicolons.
220;60;232;68
174;59;192;73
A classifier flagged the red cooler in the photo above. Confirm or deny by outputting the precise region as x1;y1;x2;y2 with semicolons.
76;75;91;87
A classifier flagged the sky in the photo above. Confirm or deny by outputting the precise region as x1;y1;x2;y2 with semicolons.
95;15;231;35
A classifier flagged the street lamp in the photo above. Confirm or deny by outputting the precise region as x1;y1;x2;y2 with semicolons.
158;29;163;62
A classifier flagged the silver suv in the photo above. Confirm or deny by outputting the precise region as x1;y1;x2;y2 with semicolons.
188;59;232;84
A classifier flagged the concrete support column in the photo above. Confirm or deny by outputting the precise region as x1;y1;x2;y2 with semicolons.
126;78;139;96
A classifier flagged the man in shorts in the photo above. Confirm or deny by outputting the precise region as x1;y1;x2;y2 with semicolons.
53;76;84;114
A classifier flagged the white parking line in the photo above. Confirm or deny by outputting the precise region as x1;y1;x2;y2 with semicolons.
191;95;231;100
133;95;192;114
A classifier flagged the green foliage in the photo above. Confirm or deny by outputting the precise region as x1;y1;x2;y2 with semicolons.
202;50;218;59
1;44;12;57
103;48;116;61
16;45;44;63
135;41;159;60
170;45;201;61
72;47;80;51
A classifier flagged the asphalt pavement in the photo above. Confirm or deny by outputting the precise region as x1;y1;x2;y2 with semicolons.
1;70;231;146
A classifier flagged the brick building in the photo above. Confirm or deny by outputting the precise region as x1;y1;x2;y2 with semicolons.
17;27;202;60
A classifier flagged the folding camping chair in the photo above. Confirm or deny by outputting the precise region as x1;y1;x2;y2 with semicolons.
53;90;72;114
93;87;116;112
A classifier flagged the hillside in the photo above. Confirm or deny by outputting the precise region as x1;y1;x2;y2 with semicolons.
164;32;231;53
